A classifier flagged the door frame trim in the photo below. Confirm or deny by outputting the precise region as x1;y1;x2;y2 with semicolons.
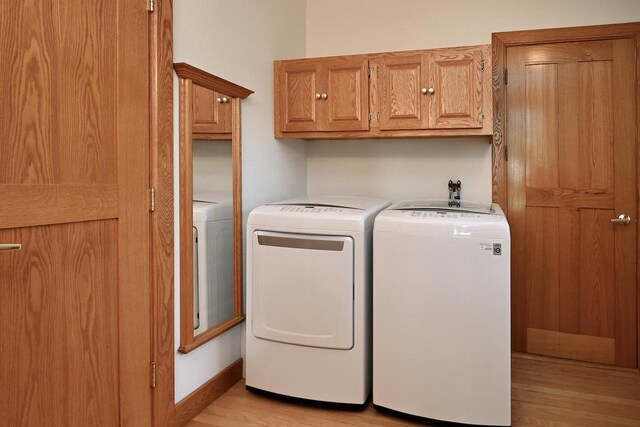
149;0;176;425
491;21;640;368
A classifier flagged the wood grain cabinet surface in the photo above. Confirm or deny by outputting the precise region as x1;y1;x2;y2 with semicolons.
274;45;491;139
192;85;232;140
276;56;369;133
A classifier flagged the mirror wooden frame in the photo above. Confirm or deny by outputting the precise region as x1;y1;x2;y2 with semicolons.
174;63;253;353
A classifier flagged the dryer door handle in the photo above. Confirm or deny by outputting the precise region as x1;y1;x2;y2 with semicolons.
257;235;345;251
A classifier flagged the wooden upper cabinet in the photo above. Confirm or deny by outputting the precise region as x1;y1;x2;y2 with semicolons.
276;57;369;133
274;44;492;139
428;47;484;129
192;85;232;138
377;54;428;130
277;61;323;132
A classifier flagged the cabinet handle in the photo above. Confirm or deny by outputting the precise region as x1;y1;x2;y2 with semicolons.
315;93;321;99
321;93;328;100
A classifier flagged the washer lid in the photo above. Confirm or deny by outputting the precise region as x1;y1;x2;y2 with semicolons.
390;200;494;215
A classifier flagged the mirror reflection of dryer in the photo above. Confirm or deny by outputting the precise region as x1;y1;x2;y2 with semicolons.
192;192;234;336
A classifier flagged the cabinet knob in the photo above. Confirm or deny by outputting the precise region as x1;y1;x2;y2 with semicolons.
222;97;229;103
427;87;435;94
216;97;222;103
421;87;428;94
315;93;321;99
321;93;328;100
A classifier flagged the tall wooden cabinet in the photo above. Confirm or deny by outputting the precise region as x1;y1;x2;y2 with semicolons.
274;45;491;139
276;56;369;133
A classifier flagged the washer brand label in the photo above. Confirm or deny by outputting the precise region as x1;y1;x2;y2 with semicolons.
479;243;493;251
479;243;502;255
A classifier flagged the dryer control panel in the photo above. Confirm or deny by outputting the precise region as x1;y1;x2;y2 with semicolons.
278;205;346;214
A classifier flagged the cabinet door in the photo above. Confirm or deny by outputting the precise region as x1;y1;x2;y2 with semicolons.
323;57;369;131
192;85;232;135
378;54;428;130
428;47;483;129
277;61;322;132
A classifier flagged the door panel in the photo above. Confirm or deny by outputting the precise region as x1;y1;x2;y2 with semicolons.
0;0;152;424
428;48;483;129
251;232;354;350
324;57;369;131
278;61;322;132
507;39;637;367
0;222;119;426
192;85;232;135
378;54;427;130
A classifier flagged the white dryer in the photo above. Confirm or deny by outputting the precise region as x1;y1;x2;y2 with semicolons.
246;195;390;405
373;201;510;426
192;192;234;335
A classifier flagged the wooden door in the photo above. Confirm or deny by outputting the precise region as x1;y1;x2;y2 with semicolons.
192;85;232;136
378;53;429;130
323;57;369;131
0;1;153;425
277;61;322;132
428;47;483;129
507;39;637;367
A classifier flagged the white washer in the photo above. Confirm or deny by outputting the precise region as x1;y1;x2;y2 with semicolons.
192;192;234;335
246;195;390;405
373;200;510;426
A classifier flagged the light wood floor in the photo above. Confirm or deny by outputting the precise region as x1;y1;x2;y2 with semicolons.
186;354;640;427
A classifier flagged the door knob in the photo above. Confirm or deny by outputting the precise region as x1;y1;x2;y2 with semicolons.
315;93;321;99
0;243;21;252
321;93;328;100
611;214;631;225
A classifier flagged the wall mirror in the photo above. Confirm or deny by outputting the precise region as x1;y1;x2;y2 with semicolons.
174;63;253;353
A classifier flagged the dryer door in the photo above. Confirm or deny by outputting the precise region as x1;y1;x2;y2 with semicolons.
252;231;354;349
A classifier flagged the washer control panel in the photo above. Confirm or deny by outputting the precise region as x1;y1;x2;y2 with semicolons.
404;210;484;219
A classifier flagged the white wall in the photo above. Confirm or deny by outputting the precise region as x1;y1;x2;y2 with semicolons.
305;0;640;202
173;0;307;402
